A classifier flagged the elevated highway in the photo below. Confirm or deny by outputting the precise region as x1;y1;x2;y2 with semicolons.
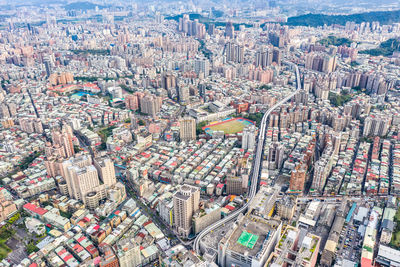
193;63;302;254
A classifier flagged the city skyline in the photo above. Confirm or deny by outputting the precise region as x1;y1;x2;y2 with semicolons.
0;0;399;267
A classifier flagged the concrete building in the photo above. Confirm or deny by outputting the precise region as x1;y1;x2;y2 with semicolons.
0;190;17;223
218;214;282;267
226;176;243;195
376;245;400;267
173;184;200;237
177;86;190;104
192;204;221;234
265;226;321;267
61;154;108;209
141;94;161;118
179;117;196;142
94;157;117;186
289;163;307;193
242;125;256;150
218;187;282;267
116;238;142;267
194;59;210;78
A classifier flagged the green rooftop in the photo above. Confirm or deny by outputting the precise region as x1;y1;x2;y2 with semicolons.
237;231;259;249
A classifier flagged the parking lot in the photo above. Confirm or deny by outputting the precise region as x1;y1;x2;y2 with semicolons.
337;203;363;264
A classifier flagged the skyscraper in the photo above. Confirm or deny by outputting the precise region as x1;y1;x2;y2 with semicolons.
173;184;200;237
51;125;75;158
43;57;52;77
225;42;244;63
194;59;210;77
140;94;161;118
225;22;235;39
177;86;190;104
242;125;256;150
179;117;196;141
125;94;139;111
61;154;107;209
289;163;307;193
94;157;116;186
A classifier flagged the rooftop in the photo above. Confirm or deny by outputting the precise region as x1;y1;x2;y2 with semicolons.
224;214;280;258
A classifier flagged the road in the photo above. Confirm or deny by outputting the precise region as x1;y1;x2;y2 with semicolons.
193;62;302;254
117;174;190;248
26;90;40;118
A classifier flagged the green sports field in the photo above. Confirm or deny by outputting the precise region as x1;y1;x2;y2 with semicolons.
203;118;254;135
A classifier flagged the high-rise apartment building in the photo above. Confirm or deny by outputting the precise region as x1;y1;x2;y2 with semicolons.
305;53;337;73
125;94;139;110
66;164;99;202
363;115;391;137
94;157;116;186
226;176;243;195
162;73;177;90
61;154;108;209
267;142;285;170
225;42;244;63
179;117;196;142
225;22;234;38
177;86;190;104
51;126;75;158
255;47;273;68
289;163;307;193
194;59;210;77
43;57;52;77
140;94;161;118
311;158;329;192
242;125;256;150
19;117;43;134
173;184;200;237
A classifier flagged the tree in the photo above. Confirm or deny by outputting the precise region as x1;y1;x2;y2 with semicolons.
259;84;272;90
242;113;263;127
196;121;209;135
73;145;82;153
26;242;39;254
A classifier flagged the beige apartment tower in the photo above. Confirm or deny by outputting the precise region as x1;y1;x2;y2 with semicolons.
179;117;196;142
94;157;117;186
173;184;200;237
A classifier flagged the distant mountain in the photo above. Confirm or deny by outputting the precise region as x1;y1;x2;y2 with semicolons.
287;10;400;27
165;13;252;31
65;1;107;11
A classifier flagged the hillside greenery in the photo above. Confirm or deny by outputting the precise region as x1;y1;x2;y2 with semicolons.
165;13;252;31
65;2;107;11
287;10;400;27
328;91;352;107
318;36;353;47
359;38;400;57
